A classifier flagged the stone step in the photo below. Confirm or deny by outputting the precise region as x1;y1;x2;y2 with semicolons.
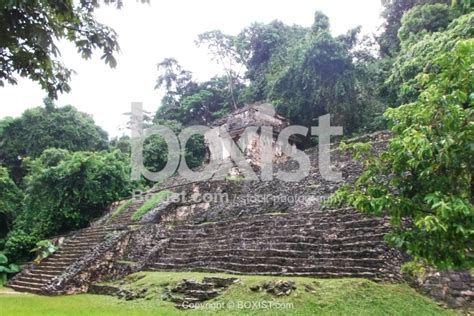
26;273;60;280
68;234;107;240
60;243;96;248
162;246;389;257
116;209;139;218
59;243;94;249
39;262;71;269
73;230;109;235
113;210;136;217
173;218;385;236
8;284;43;294
86;227;121;232
115;210;136;215
160;248;386;260
111;215;134;220
53;249;91;256
60;244;95;249
110;221;132;225
74;230;108;234
149;262;382;275
113;215;135;220
167;235;387;249
173;289;220;300
177;208;359;226
30;267;64;274
45;257;77;263
169;227;389;242
61;242;102;249
66;234;107;240
49;254;86;260
177;289;219;296
12;279;45;288
65;235;105;241
15;275;49;284
168;296;202;306
157;255;386;268
47;255;83;262
23;272;59;280
110;209;138;221
176;214;387;231
172;282;216;292
177;209;381;229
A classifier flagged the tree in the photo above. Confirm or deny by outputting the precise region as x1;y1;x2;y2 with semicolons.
452;0;474;12
180;76;246;124
155;58;244;125
265;12;360;131
155;58;200;123
398;4;456;43
0;101;108;182
5;149;132;260
330;40;474;269
196;31;248;110
387;10;474;105
109;135;131;154
236;20;308;102
0;0;148;98
0;167;22;239
350;35;393;131
143;119;206;174
155;58;195;108
377;0;450;57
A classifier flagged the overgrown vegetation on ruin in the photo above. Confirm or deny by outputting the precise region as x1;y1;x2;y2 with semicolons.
0;0;472;276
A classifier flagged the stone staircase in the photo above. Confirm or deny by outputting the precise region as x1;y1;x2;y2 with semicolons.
8;226;119;294
147;208;402;281
8;198;144;294
107;200;141;226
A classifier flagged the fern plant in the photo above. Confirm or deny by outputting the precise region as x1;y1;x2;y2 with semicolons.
30;240;58;264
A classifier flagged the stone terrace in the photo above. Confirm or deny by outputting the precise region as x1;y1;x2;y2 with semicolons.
9;131;405;294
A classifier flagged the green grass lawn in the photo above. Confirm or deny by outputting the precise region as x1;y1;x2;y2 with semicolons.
0;272;458;316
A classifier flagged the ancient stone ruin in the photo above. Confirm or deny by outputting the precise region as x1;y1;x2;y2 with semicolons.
8;104;472;311
208;103;302;165
163;277;239;308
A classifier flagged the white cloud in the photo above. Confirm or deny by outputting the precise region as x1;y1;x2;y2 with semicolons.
0;0;382;137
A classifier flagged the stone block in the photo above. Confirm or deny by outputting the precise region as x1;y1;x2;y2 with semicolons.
460;290;474;297
429;288;445;299
450;282;469;291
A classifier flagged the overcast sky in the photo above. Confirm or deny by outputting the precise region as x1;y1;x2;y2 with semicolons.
0;0;383;137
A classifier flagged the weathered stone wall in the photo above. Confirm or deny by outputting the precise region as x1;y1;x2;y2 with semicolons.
44;230;132;294
408;269;473;311
123;224;168;262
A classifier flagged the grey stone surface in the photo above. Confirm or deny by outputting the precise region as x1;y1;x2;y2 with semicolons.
408;269;473;311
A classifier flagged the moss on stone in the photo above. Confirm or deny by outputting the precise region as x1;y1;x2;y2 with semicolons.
131;190;171;221
106;199;133;224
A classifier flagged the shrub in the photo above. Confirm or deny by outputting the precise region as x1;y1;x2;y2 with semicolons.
30;240;58;264
329;40;474;269
0;252;19;285
6;149;132;260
